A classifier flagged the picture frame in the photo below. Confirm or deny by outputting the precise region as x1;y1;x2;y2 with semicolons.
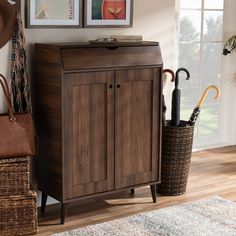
26;0;83;28
8;0;21;12
84;0;133;28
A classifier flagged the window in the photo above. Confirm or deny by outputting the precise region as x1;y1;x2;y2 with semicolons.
176;0;224;148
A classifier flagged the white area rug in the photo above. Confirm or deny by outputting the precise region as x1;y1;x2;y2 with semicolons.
52;196;236;236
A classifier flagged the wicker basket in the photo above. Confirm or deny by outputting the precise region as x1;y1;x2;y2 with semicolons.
157;121;194;196
0;157;30;196
0;191;38;236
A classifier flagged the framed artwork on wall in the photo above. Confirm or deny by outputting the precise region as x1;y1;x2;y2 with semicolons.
26;0;82;28
84;0;133;28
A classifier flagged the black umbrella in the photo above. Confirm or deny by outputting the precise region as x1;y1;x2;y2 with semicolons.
162;69;175;126
187;85;221;126
171;68;190;127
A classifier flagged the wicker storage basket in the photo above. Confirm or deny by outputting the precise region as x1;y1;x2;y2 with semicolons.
0;157;30;196
0;191;38;236
157;121;194;196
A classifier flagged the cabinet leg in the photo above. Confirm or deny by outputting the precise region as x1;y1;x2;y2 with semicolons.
60;203;69;225
41;192;48;216
130;189;135;196
150;185;157;203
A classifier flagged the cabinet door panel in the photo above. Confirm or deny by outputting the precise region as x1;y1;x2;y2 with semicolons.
63;72;114;199
115;69;161;189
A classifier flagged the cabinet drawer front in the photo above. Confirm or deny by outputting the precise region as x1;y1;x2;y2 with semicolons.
61;46;162;70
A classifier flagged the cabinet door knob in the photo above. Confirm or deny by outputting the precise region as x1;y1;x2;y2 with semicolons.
117;84;121;88
109;84;113;89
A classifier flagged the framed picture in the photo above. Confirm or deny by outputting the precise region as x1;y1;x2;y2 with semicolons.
85;0;133;28
8;0;21;11
26;0;82;28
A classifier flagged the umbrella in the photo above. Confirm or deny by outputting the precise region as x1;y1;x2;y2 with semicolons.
162;69;175;126
171;68;190;127
187;85;221;126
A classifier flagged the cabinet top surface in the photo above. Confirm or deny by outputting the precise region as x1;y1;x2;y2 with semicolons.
35;41;159;48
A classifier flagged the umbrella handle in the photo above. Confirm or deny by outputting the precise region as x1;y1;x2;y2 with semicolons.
175;68;190;88
163;69;175;82
198;85;221;108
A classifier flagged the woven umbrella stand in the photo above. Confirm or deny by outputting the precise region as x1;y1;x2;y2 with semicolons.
157;121;194;196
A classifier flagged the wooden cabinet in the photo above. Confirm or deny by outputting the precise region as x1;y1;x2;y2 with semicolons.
35;42;163;224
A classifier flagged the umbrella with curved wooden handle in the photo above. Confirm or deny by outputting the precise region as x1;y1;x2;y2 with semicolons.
188;85;221;126
162;69;175;126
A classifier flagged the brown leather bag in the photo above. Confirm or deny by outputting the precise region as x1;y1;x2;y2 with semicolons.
0;74;36;158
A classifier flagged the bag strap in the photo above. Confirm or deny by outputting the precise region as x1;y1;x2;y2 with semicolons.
0;74;16;121
0;74;11;98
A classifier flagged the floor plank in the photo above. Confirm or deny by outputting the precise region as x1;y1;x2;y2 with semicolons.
37;145;236;235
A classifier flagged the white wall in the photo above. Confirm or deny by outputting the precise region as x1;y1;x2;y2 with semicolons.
0;43;11;113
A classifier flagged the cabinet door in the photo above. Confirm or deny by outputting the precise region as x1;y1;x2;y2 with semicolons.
115;68;161;189
63;71;114;199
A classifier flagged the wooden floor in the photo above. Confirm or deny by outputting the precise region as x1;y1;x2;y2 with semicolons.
38;145;236;235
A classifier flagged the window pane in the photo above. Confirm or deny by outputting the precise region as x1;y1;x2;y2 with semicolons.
197;104;220;137
179;11;201;42
202;43;222;76
180;0;201;9
198;44;221;137
204;11;223;41
178;42;201;120
205;0;224;9
179;43;200;73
